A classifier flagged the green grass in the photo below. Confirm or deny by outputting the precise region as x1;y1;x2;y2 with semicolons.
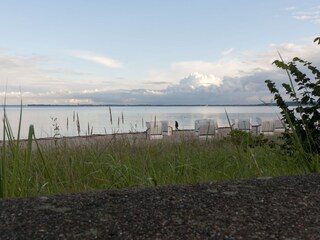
0;130;306;198
0;101;310;199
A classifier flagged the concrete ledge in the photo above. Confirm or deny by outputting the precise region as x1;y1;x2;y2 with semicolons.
0;174;320;239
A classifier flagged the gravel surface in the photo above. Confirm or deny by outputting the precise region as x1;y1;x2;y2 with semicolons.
1;174;320;239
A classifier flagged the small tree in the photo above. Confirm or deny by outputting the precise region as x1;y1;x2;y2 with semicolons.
265;37;320;172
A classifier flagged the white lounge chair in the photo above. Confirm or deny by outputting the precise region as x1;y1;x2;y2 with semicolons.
274;119;285;133
216;126;232;138
195;119;218;138
251;118;263;135
261;120;275;135
235;118;251;132
256;118;285;135
146;121;163;139
161;121;173;136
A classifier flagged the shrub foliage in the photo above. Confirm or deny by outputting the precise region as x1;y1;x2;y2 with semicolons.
265;37;320;168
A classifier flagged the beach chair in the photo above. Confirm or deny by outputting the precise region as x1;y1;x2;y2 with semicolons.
161;121;173;136
146;121;163;139
195;119;218;138
256;118;285;135
261;119;275;135
216;119;234;138
251;118;262;135
216;126;232;139
236;119;251;132
274;119;285;133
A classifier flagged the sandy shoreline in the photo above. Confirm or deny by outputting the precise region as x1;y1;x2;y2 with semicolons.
1;129;198;149
1;125;270;149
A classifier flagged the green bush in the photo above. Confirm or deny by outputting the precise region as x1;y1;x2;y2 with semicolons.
230;129;272;149
265;37;320;171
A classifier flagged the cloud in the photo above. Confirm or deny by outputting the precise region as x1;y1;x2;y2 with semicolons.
0;54;50;89
285;6;297;11
144;90;165;96
56;67;278;105
140;39;320;104
289;5;320;24
1;39;320;105
167;72;222;93
71;51;122;68
0;52;116;104
221;48;234;56
172;39;320;81
144;81;170;85
171;55;273;81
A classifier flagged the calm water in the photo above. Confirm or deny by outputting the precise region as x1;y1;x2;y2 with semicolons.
1;105;281;139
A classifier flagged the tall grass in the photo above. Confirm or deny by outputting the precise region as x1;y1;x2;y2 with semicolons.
1;128;304;198
0;101;307;199
0;100;60;198
1;100;21;197
1;100;34;197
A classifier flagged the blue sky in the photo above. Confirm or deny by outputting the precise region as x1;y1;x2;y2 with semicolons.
0;0;319;105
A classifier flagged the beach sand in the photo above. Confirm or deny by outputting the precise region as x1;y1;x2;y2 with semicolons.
8;129;198;150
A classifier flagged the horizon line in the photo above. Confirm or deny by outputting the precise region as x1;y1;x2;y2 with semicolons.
0;103;280;107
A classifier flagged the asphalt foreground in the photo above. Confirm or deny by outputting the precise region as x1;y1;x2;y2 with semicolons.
0;174;320;239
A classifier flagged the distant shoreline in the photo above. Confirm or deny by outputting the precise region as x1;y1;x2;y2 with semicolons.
1;103;283;108
0;102;301;108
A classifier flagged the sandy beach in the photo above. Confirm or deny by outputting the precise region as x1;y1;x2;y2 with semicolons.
8;129;199;150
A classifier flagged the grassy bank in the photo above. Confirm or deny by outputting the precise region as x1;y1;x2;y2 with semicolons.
1;131;305;198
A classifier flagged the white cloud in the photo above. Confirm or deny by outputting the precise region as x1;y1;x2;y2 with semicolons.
221;48;234;56
68;98;93;104
171;55;273;81
172;39;320;82
167;72;222;92
0;51;121;105
285;6;297;11
144;90;165;96
81;89;100;94
290;6;320;24
0;54;50;93
1;38;320;105
71;51;122;68
139;38;320;104
269;40;320;63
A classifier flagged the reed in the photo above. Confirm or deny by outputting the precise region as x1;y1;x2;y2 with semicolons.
109;106;113;125
76;112;81;136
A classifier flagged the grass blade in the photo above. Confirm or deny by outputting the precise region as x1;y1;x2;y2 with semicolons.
21;125;34;196
9;99;23;196
1;107;8;198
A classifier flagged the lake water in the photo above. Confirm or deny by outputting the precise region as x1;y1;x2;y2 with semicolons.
1;105;282;139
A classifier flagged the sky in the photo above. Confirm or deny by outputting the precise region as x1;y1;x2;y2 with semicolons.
0;0;319;105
